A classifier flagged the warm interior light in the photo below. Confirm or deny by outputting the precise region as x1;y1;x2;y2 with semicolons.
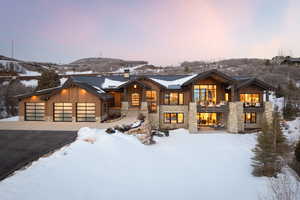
31;96;37;100
61;89;67;94
80;89;86;94
133;84;137;89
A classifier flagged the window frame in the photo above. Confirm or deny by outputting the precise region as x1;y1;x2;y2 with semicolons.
240;93;260;107
164;92;184;105
193;84;217;104
244;112;256;124
146;90;157;113
163;112;184;124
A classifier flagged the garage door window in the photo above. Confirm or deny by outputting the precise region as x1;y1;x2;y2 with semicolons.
76;103;96;122
54;103;72;122
25;102;45;121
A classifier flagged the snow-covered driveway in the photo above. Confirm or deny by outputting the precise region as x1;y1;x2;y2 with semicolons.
0;129;267;200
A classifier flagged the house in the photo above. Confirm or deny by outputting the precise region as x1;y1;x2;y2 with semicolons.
16;69;274;133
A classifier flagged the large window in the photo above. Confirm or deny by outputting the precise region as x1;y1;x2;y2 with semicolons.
240;94;260;107
164;113;184;124
197;112;217;126
244;112;256;124
25;102;45;121
193;85;217;105
131;93;140;106
54;103;72;122
76;103;96;122
164;92;184;105
146;90;157;113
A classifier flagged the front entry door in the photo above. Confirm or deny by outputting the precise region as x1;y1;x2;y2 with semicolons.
131;93;140;107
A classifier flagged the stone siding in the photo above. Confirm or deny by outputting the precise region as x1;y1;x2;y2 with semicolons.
188;102;198;133
159;105;189;130
227;102;244;133
263;101;273;127
121;101;129;116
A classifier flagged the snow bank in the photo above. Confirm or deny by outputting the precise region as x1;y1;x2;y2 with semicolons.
0;116;19;121
269;94;284;112
283;117;300;142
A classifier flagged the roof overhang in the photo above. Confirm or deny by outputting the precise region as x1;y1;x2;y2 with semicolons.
236;78;275;91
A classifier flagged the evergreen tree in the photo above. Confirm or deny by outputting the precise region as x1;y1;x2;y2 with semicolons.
295;140;300;162
275;84;285;98
283;102;296;120
36;70;61;91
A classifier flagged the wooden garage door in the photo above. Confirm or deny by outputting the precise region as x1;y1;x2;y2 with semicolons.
25;102;45;121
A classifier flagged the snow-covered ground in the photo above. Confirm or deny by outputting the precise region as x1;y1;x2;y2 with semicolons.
0;116;19;121
283;117;300;143
0;128;268;200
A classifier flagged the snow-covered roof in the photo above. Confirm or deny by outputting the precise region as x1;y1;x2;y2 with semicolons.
150;74;197;89
101;78;126;89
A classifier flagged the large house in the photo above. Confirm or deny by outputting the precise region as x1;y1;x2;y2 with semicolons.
17;69;274;133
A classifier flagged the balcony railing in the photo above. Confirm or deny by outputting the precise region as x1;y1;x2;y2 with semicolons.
197;101;229;112
243;102;265;112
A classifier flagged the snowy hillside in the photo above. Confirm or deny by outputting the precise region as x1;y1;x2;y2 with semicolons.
0;129;269;200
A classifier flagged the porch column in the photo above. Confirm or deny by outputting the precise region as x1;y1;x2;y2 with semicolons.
266;90;269;102
231;85;236;102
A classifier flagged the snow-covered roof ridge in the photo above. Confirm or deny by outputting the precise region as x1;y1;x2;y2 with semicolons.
102;78;126;89
150;74;198;88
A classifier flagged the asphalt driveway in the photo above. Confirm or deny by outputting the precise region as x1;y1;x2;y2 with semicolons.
0;130;77;181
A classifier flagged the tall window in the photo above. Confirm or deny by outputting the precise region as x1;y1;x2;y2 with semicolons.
25;102;45;121
146;90;157;113
76;103;96;122
54;103;72;122
244;112;256;124
131;93;140;106
164;113;184;124
164;92;184;105
197;113;217;126
240;94;260;107
193;85;217;105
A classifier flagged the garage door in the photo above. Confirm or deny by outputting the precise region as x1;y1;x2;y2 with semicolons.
54;103;72;122
76;103;96;122
25;102;45;121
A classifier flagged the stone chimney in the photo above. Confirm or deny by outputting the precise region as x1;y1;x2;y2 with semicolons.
124;69;130;79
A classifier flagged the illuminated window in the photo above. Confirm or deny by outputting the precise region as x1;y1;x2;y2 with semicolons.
164;92;184;105
225;93;229;101
54;103;72;122
25;102;45;121
146;90;157;113
76;103;96;122
193;85;217;104
197;113;217;126
131;93;140;106
164;113;184;124
244;112;256;124
240;94;260;107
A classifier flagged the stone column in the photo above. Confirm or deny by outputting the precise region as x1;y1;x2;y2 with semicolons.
188;102;198;133
263;101;273;127
140;101;149;117
227;102;244;133
121;101;129;116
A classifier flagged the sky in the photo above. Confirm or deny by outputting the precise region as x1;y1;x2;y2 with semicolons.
0;0;299;65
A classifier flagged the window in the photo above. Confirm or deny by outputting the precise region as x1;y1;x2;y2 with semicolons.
164;113;184;124
244;112;256;124
193;85;217;105
25;102;45;121
197;113;217;126
164;92;184;105
146;90;157;113
225;93;229;101
54;103;72;122
131;93;140;106
240;94;260;107
76;103;96;122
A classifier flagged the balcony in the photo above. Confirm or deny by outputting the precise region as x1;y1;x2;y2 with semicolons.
197;101;229;113
243;102;265;112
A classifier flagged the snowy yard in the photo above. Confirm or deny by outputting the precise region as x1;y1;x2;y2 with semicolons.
0;128;269;200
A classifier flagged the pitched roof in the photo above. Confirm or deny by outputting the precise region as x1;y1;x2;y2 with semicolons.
235;77;274;90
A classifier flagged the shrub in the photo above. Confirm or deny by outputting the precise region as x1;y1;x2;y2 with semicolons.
105;128;115;134
283;103;297;120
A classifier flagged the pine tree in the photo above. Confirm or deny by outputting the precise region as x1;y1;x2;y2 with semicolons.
36;70;61;91
295;140;300;162
252;115;279;177
283;102;296;120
